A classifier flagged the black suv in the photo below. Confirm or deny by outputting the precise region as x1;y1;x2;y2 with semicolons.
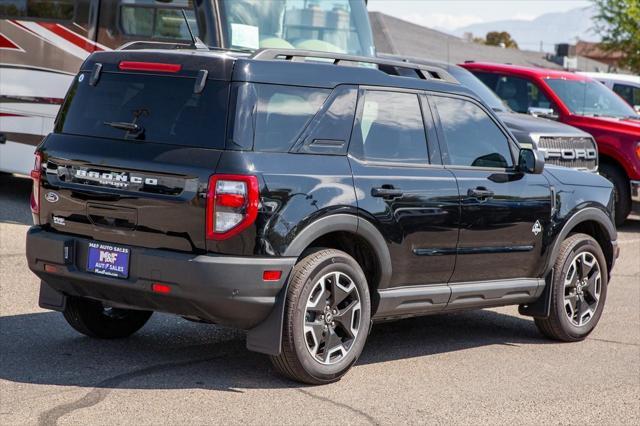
27;48;618;384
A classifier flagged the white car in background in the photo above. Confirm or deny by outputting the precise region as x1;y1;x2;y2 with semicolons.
579;72;640;114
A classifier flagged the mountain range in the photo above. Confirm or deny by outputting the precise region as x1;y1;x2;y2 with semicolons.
452;7;600;53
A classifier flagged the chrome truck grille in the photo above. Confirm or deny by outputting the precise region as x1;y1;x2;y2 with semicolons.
536;136;598;171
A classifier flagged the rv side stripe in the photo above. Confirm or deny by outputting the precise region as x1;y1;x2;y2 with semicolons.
37;22;106;53
0;32;24;51
14;20;88;59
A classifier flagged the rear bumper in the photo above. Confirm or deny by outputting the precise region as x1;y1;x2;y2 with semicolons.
26;227;296;329
631;180;640;203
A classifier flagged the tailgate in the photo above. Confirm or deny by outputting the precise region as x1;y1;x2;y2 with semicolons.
37;51;233;253
40;134;222;252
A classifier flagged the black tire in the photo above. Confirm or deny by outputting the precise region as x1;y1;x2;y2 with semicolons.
535;233;608;342
63;296;153;339
270;249;371;385
599;162;630;226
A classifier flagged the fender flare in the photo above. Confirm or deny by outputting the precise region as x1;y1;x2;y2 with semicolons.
247;214;391;355
544;207;616;276
520;207;615;319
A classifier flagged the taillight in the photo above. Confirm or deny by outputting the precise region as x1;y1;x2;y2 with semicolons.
30;151;42;218
206;174;259;240
635;141;640;161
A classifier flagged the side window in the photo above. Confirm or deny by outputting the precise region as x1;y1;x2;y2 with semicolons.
229;83;330;152
120;2;199;41
357;91;428;164
476;73;553;114
1;0;74;20
613;84;640;108
433;96;513;169
254;85;330;152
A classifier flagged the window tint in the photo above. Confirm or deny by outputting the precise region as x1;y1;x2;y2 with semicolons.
252;84;330;152
474;72;553;114
55;72;228;149
613;84;640;108
120;2;199;41
1;0;74;20
358;91;428;164
433;96;513;168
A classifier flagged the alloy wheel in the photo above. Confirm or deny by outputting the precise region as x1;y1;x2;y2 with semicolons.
303;271;362;365
564;251;602;326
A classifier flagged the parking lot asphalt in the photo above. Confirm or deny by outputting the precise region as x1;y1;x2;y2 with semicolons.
1;173;638;425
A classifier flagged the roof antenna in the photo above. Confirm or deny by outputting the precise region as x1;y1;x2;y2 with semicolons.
181;9;208;50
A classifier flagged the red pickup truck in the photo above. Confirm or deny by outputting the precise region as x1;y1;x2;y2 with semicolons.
461;62;640;225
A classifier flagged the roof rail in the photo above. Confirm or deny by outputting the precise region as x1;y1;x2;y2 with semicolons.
118;41;193;51
250;49;459;84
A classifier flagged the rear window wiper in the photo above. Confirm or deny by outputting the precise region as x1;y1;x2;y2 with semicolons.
103;121;145;139
104;121;142;132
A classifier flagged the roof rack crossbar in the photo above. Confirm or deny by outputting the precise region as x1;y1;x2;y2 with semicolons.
250;49;459;84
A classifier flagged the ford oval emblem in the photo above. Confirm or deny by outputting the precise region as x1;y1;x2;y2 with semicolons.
45;192;59;203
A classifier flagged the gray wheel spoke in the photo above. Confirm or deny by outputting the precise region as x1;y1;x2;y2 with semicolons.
322;329;343;362
334;300;361;339
330;272;351;306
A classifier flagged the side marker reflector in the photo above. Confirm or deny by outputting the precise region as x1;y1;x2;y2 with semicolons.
151;283;172;294
263;270;282;281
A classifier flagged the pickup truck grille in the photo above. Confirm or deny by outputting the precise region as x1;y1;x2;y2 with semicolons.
537;136;598;171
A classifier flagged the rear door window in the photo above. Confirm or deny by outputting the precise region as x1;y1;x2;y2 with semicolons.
55;72;228;149
354;90;429;164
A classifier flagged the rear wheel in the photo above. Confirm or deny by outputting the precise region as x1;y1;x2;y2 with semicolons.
535;233;608;341
271;249;371;384
599;162;630;226
63;296;153;339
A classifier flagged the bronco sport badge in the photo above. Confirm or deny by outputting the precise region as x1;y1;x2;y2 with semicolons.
532;220;542;236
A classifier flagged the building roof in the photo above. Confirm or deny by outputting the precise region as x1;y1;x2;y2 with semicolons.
369;12;613;73
369;12;563;69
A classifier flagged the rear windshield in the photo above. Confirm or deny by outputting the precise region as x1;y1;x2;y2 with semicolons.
55;72;229;149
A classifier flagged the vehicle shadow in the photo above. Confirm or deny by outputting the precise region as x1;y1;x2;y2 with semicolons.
619;214;640;233
0;308;547;393
0;173;32;226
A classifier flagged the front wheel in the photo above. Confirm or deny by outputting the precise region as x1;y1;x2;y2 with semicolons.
270;249;371;384
63;296;153;339
535;233;608;341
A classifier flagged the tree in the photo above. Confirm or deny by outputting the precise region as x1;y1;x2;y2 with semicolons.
484;31;519;49
593;0;640;73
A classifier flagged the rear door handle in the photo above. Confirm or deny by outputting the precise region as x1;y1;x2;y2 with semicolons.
372;186;403;199
467;187;494;200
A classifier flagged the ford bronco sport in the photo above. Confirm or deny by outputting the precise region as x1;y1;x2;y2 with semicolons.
27;47;618;384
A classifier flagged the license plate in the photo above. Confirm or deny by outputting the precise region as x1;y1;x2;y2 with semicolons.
87;242;130;279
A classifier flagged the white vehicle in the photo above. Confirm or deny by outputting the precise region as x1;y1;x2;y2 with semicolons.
579;72;640;114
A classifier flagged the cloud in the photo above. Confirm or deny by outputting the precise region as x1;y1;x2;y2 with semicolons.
398;13;484;30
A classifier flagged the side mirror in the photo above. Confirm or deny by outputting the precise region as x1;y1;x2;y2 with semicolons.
518;148;544;174
528;106;558;121
634;105;640;114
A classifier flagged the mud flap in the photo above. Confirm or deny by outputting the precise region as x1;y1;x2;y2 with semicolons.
518;271;553;319
245;274;290;356
39;280;67;312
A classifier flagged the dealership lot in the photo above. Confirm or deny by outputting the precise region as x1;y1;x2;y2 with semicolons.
1;173;638;425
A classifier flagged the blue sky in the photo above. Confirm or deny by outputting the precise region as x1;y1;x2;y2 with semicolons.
367;0;593;30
